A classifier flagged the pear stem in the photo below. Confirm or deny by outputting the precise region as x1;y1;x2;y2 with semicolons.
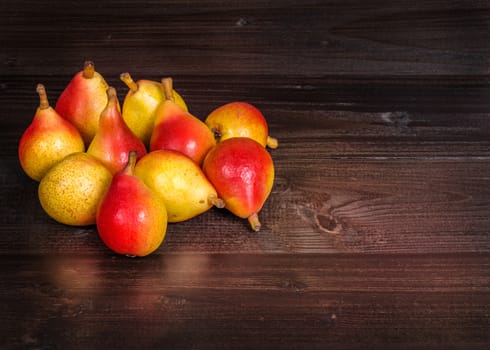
248;213;261;232
208;194;225;208
82;61;95;79
36;84;50;110
120;72;139;92
122;151;137;175
266;136;279;149
161;77;175;102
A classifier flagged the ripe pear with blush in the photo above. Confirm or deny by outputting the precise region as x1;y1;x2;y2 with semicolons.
205;101;278;149
18;84;85;181
96;151;168;257
134;149;224;223
149;77;215;165
55;61;113;146
202;137;275;232
87;87;147;174
120;72;188;146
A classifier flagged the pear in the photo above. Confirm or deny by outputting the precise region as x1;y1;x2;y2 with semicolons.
202;137;275;232
120;72;188;146
134;149;224;223
149;77;215;165
205;101;278;149
87;86;147;174
96;151;168;257
18;84;85;181
55;61;112;146
38;152;113;226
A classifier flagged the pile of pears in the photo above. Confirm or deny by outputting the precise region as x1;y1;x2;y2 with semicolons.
18;61;278;257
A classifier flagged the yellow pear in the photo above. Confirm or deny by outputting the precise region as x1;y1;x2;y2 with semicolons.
120;72;188;146
38;152;113;226
134;150;224;222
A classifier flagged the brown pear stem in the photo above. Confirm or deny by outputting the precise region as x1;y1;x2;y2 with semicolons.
266;136;279;149
161;77;175;102
122;151;137;175
248;213;261;232
208;194;225;208
120;72;139;92
82;61;95;79
36;84;50;110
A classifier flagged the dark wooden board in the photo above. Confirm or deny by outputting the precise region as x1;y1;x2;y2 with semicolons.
1;0;489;349
2;155;490;255
2;253;490;349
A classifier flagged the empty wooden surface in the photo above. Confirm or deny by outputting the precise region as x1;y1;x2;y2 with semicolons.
1;1;489;349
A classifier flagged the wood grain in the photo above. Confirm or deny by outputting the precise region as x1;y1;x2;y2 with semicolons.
2;253;490;349
2;156;489;255
1;0;489;77
1;0;489;349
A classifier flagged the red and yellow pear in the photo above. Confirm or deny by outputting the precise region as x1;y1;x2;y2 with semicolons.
120;72;188;146
96;151;168;257
134;149;224;223
149;77;215;165
55;61;112;145
87;86;147;175
18;84;85;181
205;101;278;148
202;137;274;232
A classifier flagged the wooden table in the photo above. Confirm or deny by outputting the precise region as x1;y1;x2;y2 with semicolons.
1;1;489;349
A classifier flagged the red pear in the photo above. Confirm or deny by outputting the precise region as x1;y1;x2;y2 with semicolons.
205;101;278;149
149;77;215;165
55;61;112;145
96;151;168;257
87;87;147;174
202;137;275;231
18;84;85;181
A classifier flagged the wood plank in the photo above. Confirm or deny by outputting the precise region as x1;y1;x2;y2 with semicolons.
4;74;489;119
2;253;489;349
2;156;489;255
3;75;490;159
0;1;489;77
